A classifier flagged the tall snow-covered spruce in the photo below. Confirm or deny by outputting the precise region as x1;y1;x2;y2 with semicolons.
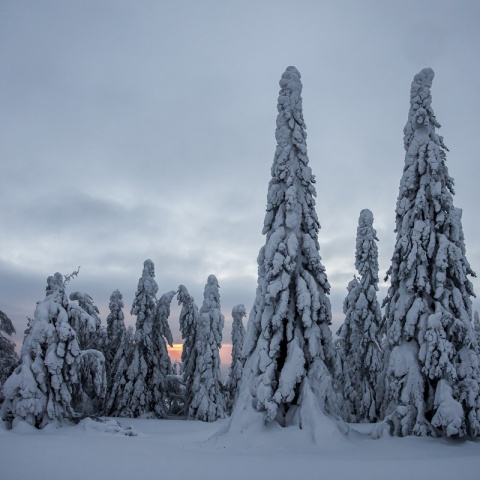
382;68;479;438
336;209;383;423
231;67;338;432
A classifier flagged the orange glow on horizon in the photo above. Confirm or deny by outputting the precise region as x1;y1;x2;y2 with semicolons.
167;343;232;372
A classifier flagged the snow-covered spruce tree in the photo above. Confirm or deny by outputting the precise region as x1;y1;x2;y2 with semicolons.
231;67;338;431
101;290;126;414
336;209;383;423
115;260;174;418
224;304;246;414
0;310;19;401
1;273;81;428
177;284;200;415
382;68;479;438
106;324;135;416
189;275;226;421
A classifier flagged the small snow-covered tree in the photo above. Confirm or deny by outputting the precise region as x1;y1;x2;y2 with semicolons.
189;275;226;421
336;209;383;423
177;284;200;415
1;273;81;428
105;290;126;371
0;310;19;400
114;260;174;418
232;67;338;430
224;304;246;414
382;68;480;438
106;324;135;416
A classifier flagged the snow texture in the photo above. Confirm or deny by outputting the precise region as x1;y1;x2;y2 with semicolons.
233;66;338;432
336;209;383;422
113;260;174;418
0;310;18;401
382;68;480;438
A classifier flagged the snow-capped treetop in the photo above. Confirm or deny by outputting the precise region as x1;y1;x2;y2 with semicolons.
131;259;158;332
355;209;379;290
199;274;223;348
106;289;125;343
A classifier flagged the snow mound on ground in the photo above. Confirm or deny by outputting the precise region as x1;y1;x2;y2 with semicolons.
80;417;137;436
211;373;351;452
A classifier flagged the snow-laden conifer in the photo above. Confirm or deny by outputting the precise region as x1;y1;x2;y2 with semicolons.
232;67;338;431
177;284;200;415
0;310;19;401
1;273;81;428
336;209;383;423
189;275;226;421
103;290;130;414
115;260;174;418
224;304;246;414
382;68;480;438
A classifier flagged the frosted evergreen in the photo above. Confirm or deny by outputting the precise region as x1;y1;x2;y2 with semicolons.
382;68;479;438
104;290;130;415
189;275;226;421
69;291;103;351
114;260;174;418
0;310;19;401
1;273;81;428
336;209;383;422
235;67;337;428
224;304;246;414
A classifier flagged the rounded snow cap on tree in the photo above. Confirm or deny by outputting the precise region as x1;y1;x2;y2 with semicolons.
413;67;434;87
358;209;374;228
232;304;246;317
143;259;155;277
280;66;302;94
207;274;218;286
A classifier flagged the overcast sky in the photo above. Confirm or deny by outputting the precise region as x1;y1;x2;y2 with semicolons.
1;1;479;358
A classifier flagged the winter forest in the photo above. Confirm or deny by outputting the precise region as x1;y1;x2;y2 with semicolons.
1;65;480;477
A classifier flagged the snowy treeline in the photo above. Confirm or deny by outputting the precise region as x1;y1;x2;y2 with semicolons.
1;66;479;440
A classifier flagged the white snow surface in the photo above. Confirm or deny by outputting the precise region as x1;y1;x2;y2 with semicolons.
1;416;479;480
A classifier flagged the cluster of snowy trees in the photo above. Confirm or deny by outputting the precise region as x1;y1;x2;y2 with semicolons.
0;261;245;428
1;66;479;439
